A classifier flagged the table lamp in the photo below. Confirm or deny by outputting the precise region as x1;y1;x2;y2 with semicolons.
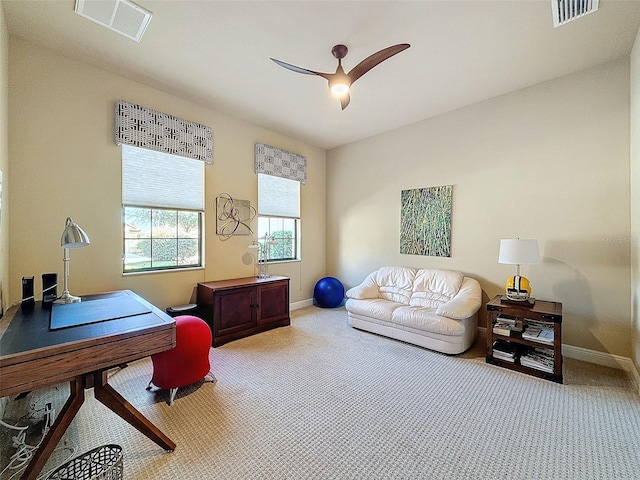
54;217;90;304
498;238;540;302
248;234;277;278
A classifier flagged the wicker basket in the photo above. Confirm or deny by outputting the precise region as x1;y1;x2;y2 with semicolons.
47;444;123;480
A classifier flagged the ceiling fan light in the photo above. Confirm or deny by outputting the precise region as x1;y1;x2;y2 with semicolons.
330;83;350;96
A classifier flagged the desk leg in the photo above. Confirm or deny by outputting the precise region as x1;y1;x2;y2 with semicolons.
22;376;85;480
92;370;176;451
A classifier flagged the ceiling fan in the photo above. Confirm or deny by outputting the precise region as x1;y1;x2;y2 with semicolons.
270;43;410;110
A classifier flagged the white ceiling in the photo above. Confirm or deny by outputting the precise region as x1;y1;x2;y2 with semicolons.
3;0;640;150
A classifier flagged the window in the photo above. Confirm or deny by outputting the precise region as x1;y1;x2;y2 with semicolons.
257;173;300;262
123;207;201;271
122;145;204;272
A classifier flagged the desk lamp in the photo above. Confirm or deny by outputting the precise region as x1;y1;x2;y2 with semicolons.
54;217;90;304
498;238;540;302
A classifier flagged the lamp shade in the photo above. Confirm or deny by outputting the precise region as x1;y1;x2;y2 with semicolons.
498;239;540;265
61;217;90;248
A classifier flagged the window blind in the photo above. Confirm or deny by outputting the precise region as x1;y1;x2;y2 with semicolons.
122;144;204;210
257;173;300;218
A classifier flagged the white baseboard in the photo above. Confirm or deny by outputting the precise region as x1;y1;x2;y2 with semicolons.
562;344;640;394
562;344;630;370
291;298;314;311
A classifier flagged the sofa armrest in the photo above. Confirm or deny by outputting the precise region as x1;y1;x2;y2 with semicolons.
435;277;481;320
345;282;379;300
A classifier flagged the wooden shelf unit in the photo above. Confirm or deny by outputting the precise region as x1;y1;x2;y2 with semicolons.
486;294;563;383
197;276;290;347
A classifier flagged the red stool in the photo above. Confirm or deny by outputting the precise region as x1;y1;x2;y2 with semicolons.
147;315;216;405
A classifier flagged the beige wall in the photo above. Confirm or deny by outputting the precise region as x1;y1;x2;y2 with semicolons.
631;27;640;372
8;38;326;311
0;4;8;317
327;59;632;358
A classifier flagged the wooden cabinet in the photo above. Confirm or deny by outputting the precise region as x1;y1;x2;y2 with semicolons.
197;276;290;347
486;294;563;383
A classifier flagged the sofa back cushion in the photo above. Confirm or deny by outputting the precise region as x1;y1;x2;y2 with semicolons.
373;266;417;304
409;269;464;308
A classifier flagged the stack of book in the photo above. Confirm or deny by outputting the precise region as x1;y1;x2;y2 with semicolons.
492;340;518;363
522;321;554;345
493;321;514;336
520;347;554;373
492;315;523;337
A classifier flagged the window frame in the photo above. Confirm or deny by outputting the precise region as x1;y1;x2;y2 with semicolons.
123;206;204;273
256;215;300;263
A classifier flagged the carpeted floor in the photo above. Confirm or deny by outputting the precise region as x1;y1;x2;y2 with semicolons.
2;306;639;479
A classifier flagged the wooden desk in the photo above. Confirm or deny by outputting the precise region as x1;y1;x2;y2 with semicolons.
0;290;176;480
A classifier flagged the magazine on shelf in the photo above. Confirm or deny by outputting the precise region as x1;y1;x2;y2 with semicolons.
520;358;553;373
493;351;516;362
537;328;554;343
530;347;554;358
524;320;553;328
520;347;554;373
522;322;554;345
492;340;518;362
522;326;541;339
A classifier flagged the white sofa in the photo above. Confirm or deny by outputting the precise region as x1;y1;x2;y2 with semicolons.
345;266;482;354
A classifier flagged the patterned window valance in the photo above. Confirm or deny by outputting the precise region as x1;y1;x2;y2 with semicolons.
115;100;213;164
254;143;306;184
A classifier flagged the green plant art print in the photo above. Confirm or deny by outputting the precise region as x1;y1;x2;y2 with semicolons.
400;185;452;257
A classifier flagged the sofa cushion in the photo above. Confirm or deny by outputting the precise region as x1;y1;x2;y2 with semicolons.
391;305;467;336
345;281;379;300
344;298;405;323
409;269;464;309
373;266;416;304
435;277;482;320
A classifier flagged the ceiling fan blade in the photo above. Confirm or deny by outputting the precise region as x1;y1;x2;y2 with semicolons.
347;43;410;84
340;93;351;110
270;58;332;79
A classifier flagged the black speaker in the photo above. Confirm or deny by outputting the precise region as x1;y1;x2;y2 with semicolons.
21;276;35;311
42;273;58;306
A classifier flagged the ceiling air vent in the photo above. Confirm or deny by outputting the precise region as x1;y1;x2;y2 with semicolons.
552;0;599;28
74;0;152;42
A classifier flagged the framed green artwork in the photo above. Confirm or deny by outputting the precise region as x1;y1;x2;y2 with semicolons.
400;185;452;257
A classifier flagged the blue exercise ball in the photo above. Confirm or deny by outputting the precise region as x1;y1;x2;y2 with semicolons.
314;277;345;308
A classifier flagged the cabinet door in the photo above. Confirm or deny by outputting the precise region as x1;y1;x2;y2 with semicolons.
214;286;255;335
257;282;289;325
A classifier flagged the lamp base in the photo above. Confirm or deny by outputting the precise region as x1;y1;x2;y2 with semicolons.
257;262;270;279
53;292;82;304
505;275;532;302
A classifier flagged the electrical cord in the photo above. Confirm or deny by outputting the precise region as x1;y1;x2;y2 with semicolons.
0;417;29;478
0;403;56;480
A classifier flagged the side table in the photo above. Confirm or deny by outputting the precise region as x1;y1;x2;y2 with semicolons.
486;294;563;383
